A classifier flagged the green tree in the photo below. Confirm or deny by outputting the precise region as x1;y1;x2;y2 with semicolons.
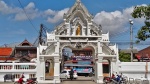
119;52;131;62
131;5;150;43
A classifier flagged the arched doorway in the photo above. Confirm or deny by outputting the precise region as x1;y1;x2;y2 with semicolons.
60;44;96;78
45;59;54;80
102;59;111;77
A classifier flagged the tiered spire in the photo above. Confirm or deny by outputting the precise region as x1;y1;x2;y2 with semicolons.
76;0;81;3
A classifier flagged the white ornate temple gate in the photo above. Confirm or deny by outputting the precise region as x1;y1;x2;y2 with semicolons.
36;0;118;84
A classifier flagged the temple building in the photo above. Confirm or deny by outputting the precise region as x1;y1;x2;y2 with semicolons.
0;39;37;63
37;0;118;83
14;39;37;62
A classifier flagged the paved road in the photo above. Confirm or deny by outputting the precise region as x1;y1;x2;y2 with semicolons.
61;76;96;84
0;82;13;84
62;81;96;84
0;81;96;84
0;76;96;84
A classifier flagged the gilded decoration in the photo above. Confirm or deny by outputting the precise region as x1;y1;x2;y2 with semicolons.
76;25;81;35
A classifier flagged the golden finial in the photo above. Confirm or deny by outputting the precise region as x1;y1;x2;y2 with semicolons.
76;0;81;3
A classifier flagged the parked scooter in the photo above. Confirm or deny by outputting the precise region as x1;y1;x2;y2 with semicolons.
14;77;37;84
26;78;37;84
14;75;25;84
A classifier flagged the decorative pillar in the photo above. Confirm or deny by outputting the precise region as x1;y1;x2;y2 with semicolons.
53;39;61;83
66;22;70;35
94;57;103;84
37;56;45;81
53;57;61;84
83;27;86;36
72;26;75;36
55;40;60;55
111;61;113;76
94;40;103;84
111;58;119;74
87;24;91;36
98;40;102;54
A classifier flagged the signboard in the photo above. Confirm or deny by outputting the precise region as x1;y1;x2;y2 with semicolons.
73;56;93;60
73;68;92;73
77;61;91;65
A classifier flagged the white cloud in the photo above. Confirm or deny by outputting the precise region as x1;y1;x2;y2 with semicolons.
0;1;69;23
0;1;21;14
46;8;69;23
0;1;146;26
0;1;39;21
94;5;146;36
14;2;39;21
94;9;131;35
25;2;35;10
44;9;56;16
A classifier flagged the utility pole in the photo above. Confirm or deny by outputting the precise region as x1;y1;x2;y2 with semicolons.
39;24;43;45
129;19;134;62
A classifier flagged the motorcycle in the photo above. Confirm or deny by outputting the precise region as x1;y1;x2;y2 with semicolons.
14;78;37;84
26;78;37;84
103;77;112;83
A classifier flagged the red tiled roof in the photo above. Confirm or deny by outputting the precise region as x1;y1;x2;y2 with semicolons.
0;48;12;56
19;39;32;46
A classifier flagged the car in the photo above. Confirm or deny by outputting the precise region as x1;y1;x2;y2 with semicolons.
4;74;15;82
60;70;78;79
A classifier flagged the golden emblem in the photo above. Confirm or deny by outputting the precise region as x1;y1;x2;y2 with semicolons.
76;25;81;35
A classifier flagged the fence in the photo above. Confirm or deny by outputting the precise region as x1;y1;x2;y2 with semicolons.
0;62;36;71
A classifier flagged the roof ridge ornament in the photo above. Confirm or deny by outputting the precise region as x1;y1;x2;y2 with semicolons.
76;0;81;3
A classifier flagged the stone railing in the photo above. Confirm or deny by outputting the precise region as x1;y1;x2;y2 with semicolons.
0;62;36;72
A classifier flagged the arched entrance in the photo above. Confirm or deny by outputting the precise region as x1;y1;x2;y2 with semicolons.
45;58;54;80
59;42;98;79
102;59;111;77
62;47;95;76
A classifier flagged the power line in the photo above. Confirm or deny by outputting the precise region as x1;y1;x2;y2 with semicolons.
17;0;38;33
110;23;139;39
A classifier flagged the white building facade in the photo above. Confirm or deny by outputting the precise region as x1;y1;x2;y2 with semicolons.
36;0;118;84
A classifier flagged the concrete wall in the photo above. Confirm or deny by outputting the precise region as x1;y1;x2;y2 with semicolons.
0;72;36;82
118;62;150;80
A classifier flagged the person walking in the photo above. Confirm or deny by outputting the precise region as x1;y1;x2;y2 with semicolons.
70;67;74;80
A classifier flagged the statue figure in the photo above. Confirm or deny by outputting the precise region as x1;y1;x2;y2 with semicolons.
76;25;81;35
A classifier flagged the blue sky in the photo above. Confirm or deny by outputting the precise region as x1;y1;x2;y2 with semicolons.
0;0;150;50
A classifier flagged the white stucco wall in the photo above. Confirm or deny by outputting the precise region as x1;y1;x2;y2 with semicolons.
118;62;150;80
0;72;36;82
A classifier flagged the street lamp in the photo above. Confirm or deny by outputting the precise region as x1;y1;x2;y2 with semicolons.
129;19;134;62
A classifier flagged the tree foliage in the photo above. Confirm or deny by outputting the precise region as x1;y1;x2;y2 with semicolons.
119;52;131;62
131;5;150;43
